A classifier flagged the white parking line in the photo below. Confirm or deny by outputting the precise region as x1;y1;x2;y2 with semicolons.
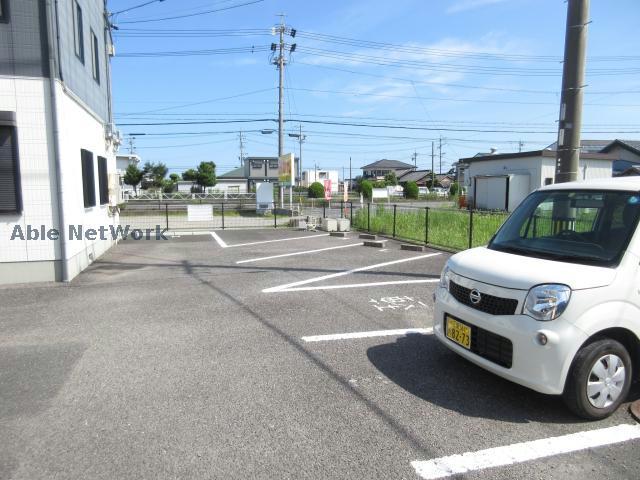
281;279;440;292
210;232;329;249
263;253;441;293
302;327;432;342
236;243;362;264
411;423;640;480
210;231;228;248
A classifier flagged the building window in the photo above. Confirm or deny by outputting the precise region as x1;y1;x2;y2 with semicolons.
0;0;9;23
73;1;84;63
544;177;554;186
0;125;22;214
81;149;95;208
90;30;100;83
98;156;108;204
268;160;279;169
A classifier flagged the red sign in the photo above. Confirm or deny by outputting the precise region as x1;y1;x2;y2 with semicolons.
324;179;332;200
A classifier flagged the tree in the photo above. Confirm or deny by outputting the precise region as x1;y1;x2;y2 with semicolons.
449;182;460;196
384;171;398;186
169;173;180;182
161;179;176;193
195;161;217;192
142;162;168;188
308;181;325;199
123;164;144;196
360;179;373;200
182;169;198;182
354;175;364;193
404;181;419;199
373;180;386;189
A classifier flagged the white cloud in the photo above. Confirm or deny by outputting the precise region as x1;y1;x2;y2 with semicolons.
446;0;510;14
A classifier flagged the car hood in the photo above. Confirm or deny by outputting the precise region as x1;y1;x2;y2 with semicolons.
448;247;617;291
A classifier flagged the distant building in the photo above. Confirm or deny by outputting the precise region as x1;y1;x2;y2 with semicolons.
116;154;140;198
458;148;616;211
0;0;120;284
215;157;300;192
361;159;415;180
301;170;340;192
545;139;640;175
397;169;433;186
216;167;249;193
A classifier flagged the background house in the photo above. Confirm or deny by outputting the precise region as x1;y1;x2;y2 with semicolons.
0;0;120;284
396;169;433;187
361;159;415;180
216;167;250;193
459;148;615;211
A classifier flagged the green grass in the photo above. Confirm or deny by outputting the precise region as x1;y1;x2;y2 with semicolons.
353;206;509;251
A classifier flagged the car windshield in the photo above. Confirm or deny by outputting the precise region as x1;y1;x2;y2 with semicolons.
489;189;640;266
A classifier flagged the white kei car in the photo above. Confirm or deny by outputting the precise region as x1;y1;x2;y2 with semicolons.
434;178;640;419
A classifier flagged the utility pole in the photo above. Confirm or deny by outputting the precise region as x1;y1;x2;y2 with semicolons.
271;15;296;207
518;140;524;153
412;151;418;169
238;130;246;168
555;0;590;183
431;142;435;188
438;136;444;174
128;136;136;154
274;15;286;158
349;156;352;191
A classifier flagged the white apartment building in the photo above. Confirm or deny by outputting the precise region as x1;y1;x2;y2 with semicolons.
301;169;340;192
0;0;120;284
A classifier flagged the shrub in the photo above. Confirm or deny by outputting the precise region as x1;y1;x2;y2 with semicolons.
360;180;373;200
308;181;325;198
449;182;460;196
404;181;419;199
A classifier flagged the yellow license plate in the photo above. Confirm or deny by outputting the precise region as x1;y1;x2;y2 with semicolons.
445;316;471;349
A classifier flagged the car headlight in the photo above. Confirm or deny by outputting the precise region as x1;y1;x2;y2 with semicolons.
439;265;451;290
523;284;571;321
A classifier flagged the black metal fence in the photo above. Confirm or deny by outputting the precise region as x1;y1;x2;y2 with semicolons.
119;200;510;251
119;202;299;231
352;203;510;250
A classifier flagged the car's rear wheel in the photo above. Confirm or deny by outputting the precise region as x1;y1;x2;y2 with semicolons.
563;338;632;420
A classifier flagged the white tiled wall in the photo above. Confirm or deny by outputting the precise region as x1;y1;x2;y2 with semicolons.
0;77;58;264
0;76;118;282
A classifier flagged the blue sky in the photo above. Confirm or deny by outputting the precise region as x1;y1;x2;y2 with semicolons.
108;0;640;178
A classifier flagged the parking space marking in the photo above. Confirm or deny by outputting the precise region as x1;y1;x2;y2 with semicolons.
210;231;229;248
277;279;440;292
210;232;329;249
302;327;432;342
263;252;441;293
236;243;363;264
411;423;640;480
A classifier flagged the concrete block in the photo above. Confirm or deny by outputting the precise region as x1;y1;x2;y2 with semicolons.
401;244;425;252
336;218;351;232
321;218;338;232
359;233;377;240
330;231;348;238
363;240;387;248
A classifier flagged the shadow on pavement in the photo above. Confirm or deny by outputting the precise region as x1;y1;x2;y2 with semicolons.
367;333;593;425
0;342;87;419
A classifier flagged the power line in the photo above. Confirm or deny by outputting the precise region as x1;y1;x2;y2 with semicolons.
117;0;266;24
117;117;640;134
110;0;168;17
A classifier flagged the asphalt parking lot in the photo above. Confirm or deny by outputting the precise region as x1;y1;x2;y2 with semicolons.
1;229;639;479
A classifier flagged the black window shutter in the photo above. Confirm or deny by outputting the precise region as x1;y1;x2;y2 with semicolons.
0;126;22;214
81;149;95;207
98;156;108;204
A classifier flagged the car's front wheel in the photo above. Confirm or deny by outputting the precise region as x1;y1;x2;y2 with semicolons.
563;338;632;420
